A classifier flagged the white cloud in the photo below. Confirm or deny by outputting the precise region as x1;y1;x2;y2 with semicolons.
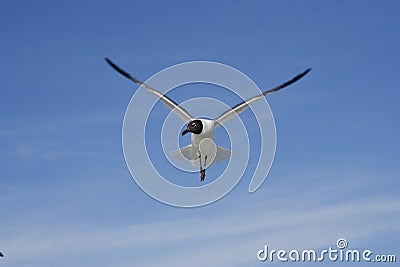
2;172;399;267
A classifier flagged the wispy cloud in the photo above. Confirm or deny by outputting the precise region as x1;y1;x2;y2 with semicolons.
3;171;399;267
1;109;123;162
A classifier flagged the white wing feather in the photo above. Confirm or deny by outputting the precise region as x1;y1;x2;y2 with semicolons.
105;57;193;123
215;68;311;127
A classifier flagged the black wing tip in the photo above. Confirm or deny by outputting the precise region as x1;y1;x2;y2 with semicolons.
104;57;132;80
104;57;119;70
297;67;312;79
0;252;4;257
288;67;311;85
104;56;116;69
104;57;112;64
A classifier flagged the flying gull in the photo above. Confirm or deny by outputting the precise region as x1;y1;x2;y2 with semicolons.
105;58;310;181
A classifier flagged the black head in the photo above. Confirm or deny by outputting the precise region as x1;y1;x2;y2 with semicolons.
182;119;203;136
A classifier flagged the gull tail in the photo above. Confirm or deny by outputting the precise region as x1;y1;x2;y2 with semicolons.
171;145;232;164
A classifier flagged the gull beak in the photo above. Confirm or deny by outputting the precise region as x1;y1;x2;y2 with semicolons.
182;129;189;136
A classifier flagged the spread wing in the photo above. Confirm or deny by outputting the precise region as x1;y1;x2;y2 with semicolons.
105;57;193;123
215;68;311;127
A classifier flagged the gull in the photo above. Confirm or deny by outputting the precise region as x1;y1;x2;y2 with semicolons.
105;58;310;181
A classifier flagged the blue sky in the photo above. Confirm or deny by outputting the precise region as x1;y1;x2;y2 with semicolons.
1;0;399;266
